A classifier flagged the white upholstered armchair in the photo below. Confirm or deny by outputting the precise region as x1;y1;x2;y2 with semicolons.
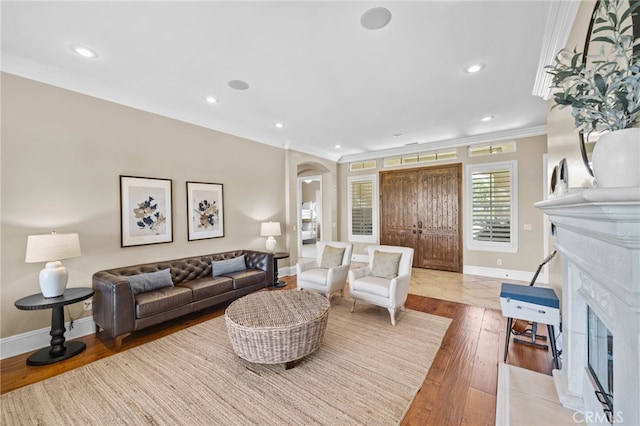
348;245;414;326
296;241;353;301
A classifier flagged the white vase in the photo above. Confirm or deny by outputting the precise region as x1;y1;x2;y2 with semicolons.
591;128;640;188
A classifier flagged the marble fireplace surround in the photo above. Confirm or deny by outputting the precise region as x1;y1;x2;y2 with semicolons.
536;187;640;425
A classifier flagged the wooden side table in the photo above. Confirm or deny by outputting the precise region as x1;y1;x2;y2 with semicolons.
15;287;94;366
273;252;290;288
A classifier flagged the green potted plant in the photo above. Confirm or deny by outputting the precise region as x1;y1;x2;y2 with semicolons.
546;0;640;188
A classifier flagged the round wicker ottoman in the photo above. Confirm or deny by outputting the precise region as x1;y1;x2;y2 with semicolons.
225;290;330;369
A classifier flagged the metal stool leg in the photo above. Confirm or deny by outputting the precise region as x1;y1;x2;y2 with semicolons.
504;317;513;362
547;324;559;369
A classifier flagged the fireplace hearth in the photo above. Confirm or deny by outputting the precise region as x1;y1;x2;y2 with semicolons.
536;187;640;425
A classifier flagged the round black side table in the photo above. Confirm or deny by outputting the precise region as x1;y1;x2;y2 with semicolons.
273;252;290;288
15;287;94;366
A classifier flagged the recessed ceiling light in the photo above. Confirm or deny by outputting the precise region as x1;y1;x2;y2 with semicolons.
335;144;341;149
70;44;98;58
205;96;218;104
465;63;484;73
360;7;392;30
275;122;285;129
481;115;494;122
228;80;250;90
393;133;403;137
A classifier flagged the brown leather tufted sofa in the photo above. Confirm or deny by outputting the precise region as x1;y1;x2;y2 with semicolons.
92;250;273;350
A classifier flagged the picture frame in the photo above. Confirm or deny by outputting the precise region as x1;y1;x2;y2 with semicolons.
186;181;225;240
120;175;173;247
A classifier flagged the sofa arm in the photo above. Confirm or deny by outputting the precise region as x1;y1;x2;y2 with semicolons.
389;273;411;307
297;260;319;274
243;250;273;286
348;266;371;283
328;263;350;285
92;272;137;340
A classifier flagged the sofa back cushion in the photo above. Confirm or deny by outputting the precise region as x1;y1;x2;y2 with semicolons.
212;255;246;277
127;268;174;295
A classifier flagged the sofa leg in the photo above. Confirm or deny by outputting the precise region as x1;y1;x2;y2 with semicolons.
388;308;397;326
350;299;356;313
114;333;131;351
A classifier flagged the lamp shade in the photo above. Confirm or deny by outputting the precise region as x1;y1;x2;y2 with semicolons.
25;232;81;298
25;232;81;262
260;222;281;237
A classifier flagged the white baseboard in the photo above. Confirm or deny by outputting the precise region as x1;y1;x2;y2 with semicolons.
279;265;296;277
0;316;95;360
351;254;369;263
463;265;547;284
287;258;546;284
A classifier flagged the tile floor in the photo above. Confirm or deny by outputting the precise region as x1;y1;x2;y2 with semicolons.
408;267;528;311
298;259;528;311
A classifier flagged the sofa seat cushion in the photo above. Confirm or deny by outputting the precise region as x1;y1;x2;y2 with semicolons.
351;275;390;297
298;268;329;285
135;286;193;319
177;276;234;301
224;269;266;290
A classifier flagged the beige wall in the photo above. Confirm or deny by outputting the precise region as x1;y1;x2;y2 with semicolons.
338;134;548;272
286;150;338;262
546;0;598;292
1;73;286;338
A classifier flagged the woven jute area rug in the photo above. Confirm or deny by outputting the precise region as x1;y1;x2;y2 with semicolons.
1;297;450;425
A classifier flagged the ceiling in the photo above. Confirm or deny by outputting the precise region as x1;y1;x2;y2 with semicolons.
1;1;562;162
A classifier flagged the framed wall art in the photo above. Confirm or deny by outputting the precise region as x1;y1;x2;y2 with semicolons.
186;181;224;240
120;175;173;247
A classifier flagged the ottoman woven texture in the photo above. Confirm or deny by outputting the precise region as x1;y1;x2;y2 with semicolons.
225;290;330;365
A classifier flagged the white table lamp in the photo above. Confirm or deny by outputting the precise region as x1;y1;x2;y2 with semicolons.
260;222;281;253
25;232;81;298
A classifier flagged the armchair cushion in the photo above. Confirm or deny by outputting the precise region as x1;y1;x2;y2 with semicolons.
320;245;346;268
212;255;246;277
350;275;390;297
127;268;174;295
299;268;332;285
371;250;402;279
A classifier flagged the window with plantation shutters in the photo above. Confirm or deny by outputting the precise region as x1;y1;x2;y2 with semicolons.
348;175;377;243
466;161;518;253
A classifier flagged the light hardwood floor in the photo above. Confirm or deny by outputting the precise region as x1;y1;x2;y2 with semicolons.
1;271;553;425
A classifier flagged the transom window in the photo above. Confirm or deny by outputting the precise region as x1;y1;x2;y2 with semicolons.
384;149;457;167
468;141;516;157
350;160;377;171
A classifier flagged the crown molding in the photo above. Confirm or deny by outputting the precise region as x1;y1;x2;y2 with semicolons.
532;0;581;99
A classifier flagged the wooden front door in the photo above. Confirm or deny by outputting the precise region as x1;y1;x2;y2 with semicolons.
380;163;462;272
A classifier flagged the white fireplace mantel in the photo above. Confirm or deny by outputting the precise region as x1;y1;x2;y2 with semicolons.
536;187;640;425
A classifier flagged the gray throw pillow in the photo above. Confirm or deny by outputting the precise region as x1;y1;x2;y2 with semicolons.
212;255;246;277
371;250;402;279
127;268;174;295
320;245;346;268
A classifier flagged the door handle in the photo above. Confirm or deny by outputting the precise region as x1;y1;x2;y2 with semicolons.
412;230;416;234
418;230;422;234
